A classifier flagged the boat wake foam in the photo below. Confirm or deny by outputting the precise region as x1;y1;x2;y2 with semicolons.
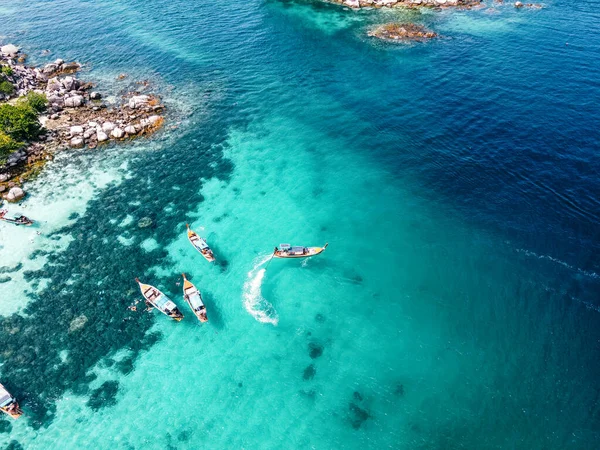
243;255;279;326
516;248;599;280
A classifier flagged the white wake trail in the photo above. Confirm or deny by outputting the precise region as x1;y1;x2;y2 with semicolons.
243;254;279;325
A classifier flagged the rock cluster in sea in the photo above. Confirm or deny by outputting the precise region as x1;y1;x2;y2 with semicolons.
0;45;165;202
368;23;438;41
333;0;481;9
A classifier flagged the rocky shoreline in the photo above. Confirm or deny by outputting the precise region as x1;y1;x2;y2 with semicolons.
0;44;165;202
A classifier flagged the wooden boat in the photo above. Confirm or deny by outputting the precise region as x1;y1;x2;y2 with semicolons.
186;224;215;262
0;383;23;419
182;273;208;322
0;209;33;226
135;278;184;321
273;243;328;259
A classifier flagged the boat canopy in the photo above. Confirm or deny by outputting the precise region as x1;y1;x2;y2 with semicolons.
279;244;291;250
154;294;171;309
0;394;13;408
187;292;204;311
291;246;305;253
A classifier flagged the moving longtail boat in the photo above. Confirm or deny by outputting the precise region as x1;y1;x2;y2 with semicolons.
0;209;34;226
181;273;208;322
135;278;184;321
186;224;215;262
0;383;23;419
273;243;329;259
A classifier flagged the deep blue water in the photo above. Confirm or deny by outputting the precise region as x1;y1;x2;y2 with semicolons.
0;0;599;448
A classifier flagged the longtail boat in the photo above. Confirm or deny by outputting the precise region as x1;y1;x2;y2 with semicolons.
0;383;23;419
182;273;208;322
273;243;328;259
186;224;215;262
0;209;34;226
135;278;184;321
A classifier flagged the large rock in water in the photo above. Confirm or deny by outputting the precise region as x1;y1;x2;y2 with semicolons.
6;187;25;202
0;44;19;57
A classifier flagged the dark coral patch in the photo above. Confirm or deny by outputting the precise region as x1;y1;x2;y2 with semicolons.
315;313;325;323
395;384;405;396
303;364;316;380
5;440;24;450
308;342;324;359
349;402;371;430
353;391;363;401
87;381;120;411
0;418;13;433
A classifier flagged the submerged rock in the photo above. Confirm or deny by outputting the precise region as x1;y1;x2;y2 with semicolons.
69;315;88;332
137;217;153;228
369;23;438;41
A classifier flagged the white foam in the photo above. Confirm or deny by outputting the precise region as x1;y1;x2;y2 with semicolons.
243;255;279;326
516;249;599;280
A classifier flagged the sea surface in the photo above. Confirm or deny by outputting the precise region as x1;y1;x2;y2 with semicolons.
1;0;599;448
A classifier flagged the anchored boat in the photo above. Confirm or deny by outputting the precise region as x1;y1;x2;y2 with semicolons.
273;243;328;259
186;224;215;262
182;273;208;322
0;209;33;226
0;383;23;419
135;278;184;321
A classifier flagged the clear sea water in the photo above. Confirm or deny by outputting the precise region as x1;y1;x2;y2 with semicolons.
1;0;599;448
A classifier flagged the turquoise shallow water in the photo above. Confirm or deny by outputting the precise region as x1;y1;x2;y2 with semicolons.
1;0;600;448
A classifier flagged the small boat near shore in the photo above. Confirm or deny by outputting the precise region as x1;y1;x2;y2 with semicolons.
0;383;23;419
135;278;184;321
186;224;215;262
182;273;208;322
0;209;34;226
273;243;328;259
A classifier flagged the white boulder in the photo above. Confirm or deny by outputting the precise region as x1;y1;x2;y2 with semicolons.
46;77;62;92
62;76;79;91
124;125;137;135
70;137;84;148
70;125;84;135
6;187;25;202
64;95;84;107
97;131;109;142
0;44;19;57
128;95;149;109
102;121;115;132
111;128;125;139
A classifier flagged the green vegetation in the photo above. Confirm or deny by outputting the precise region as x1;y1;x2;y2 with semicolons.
0;93;47;165
0;80;14;95
0;103;41;141
18;91;48;113
1;65;13;77
0;130;22;165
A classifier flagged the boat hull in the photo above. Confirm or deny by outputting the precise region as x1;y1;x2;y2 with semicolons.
182;274;208;322
136;279;184;321
186;226;215;262
273;244;328;259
